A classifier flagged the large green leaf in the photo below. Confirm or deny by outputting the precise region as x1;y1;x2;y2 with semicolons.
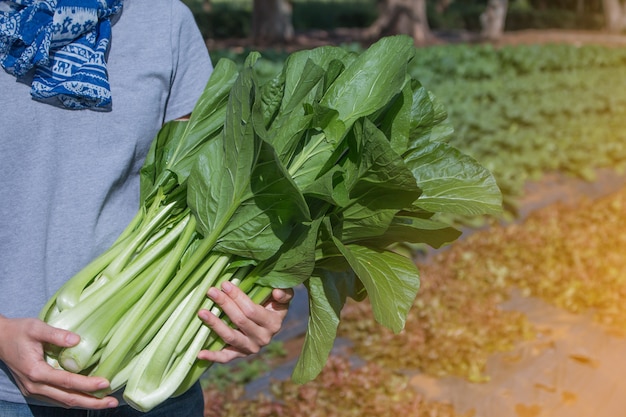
375;80;413;155
281;46;352;108
291;270;363;383
187;57;310;260
139;120;189;202
139;59;239;203
254;218;323;289
254;59;324;166
404;138;503;216
299;165;349;207
287;130;339;192
358;215;462;249
223;143;311;258
332;238;420;333
188;139;310;261
291;275;341;384
339;119;422;242
319;35;415;143
408;82;452;145
253;58;322;150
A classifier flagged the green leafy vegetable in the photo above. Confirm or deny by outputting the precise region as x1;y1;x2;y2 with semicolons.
40;35;501;412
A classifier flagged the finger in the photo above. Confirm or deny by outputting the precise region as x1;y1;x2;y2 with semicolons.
214;283;287;342
272;288;294;304
201;284;291;355
197;308;261;355
22;333;113;393
13;367;117;409
264;288;294;312
197;346;245;364
29;320;81;349
43;367;112;394
26;385;118;409
209;283;268;329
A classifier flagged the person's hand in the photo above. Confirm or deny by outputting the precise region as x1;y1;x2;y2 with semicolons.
197;282;294;363
0;316;119;409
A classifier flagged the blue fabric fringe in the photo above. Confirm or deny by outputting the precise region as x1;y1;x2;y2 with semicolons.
0;0;123;110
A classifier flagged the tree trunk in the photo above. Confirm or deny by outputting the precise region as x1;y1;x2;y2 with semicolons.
364;0;430;45
251;0;294;45
435;0;453;14
202;0;211;13
480;0;508;41
603;0;626;33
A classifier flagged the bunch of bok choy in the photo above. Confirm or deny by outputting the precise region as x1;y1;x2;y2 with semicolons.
40;35;502;412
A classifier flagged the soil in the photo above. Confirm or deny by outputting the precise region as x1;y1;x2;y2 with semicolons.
214;29;626;416
405;170;626;417
493;28;626;47
409;291;626;417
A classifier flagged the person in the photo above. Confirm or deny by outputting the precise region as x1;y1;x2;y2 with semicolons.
0;0;293;416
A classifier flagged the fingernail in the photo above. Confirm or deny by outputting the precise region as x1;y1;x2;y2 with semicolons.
107;399;118;408
198;309;210;321
208;287;219;299
97;380;110;389
221;281;233;293
65;333;80;345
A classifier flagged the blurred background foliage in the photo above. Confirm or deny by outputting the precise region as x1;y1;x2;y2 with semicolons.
182;0;610;40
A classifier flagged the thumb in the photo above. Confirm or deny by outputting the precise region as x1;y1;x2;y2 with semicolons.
36;320;81;348
272;288;294;305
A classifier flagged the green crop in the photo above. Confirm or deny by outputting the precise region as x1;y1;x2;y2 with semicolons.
39;36;501;412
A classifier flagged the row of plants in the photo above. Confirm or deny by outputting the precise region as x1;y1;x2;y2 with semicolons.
409;43;626;81
408;43;626;214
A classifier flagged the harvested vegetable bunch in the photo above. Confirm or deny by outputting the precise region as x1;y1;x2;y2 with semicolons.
39;35;502;412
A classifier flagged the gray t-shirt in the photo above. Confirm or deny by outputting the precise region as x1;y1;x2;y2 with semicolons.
0;0;213;404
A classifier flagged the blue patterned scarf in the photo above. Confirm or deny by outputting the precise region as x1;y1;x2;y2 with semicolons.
0;0;123;110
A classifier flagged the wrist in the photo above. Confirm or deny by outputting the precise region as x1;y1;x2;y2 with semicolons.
0;314;7;334
0;314;9;360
